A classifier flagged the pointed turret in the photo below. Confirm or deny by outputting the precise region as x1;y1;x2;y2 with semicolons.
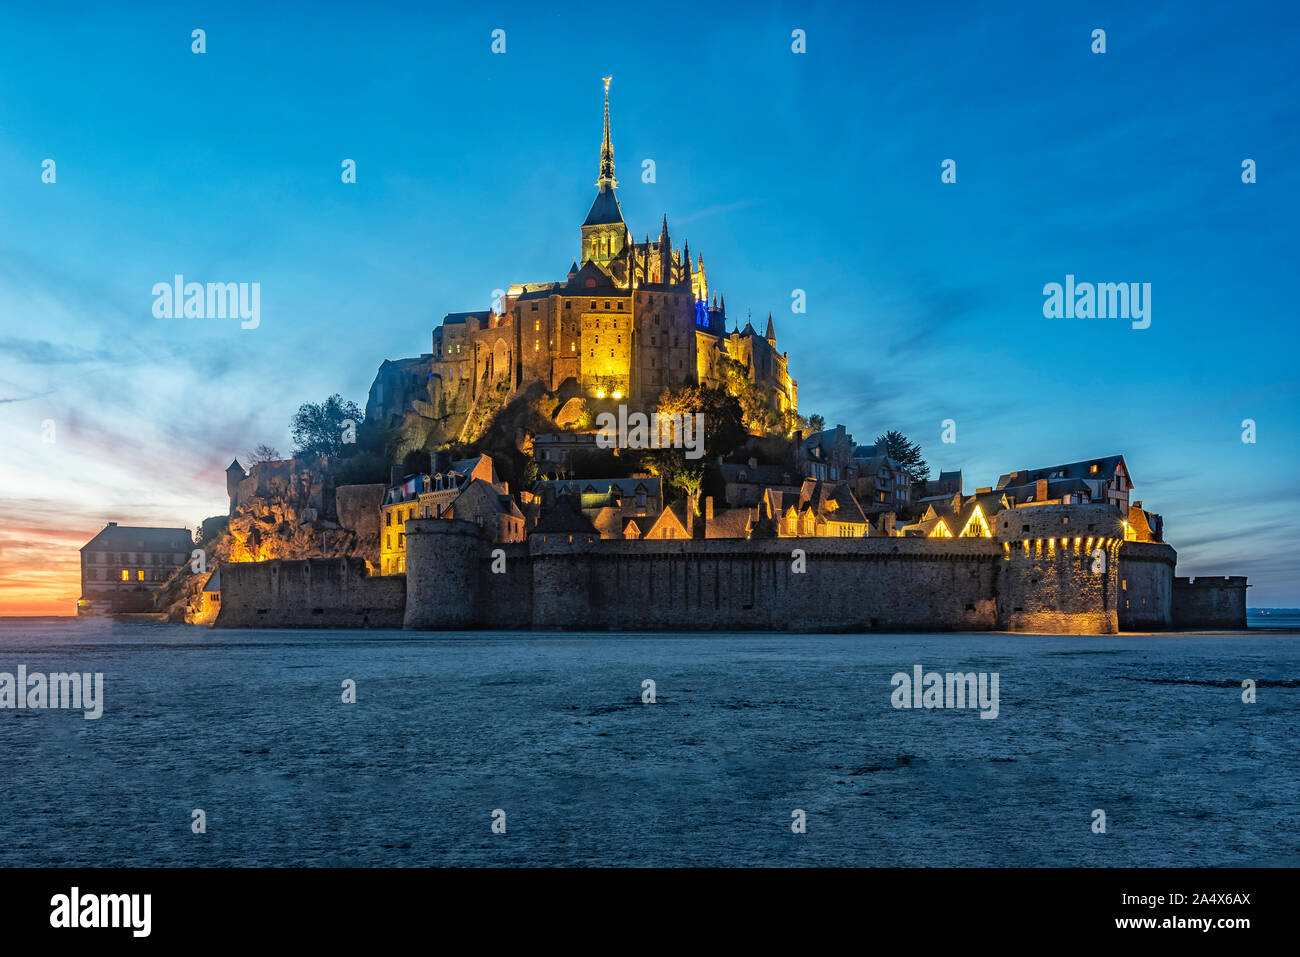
226;459;246;515
658;215;671;282
765;312;776;344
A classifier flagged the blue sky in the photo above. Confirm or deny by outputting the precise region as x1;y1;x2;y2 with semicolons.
1;0;1297;610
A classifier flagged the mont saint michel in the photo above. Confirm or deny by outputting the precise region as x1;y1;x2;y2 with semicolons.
74;81;1245;636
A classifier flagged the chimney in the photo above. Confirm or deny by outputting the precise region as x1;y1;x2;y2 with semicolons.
1132;500;1142;509
705;496;714;521
1035;478;1048;501
390;465;403;486
107;521;117;527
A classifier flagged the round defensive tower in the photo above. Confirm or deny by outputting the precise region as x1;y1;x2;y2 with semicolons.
403;519;483;630
994;504;1124;634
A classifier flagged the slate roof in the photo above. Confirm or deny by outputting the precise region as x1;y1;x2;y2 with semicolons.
719;463;797;487
535;477;660;499
853;441;907;472
705;506;757;539
798;480;868;526
998;455;1128;489
443;311;490;325
582;187;625;227
996;478;1093;506
533;500;599;535
81;524;193;552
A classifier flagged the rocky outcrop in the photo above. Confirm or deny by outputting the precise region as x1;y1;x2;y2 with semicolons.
155;459;386;623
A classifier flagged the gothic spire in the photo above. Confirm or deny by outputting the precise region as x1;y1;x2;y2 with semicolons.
598;76;617;191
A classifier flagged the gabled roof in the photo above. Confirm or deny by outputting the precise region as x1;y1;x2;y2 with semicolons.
797;480;868;526
952;500;995;537
451;454;499;486
705;506;757;539
566;260;619;290
82;524;193;552
448;479;519;517
642;502;691;539
803;426;850;456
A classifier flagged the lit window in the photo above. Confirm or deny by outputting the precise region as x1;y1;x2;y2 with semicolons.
120;570;129;581
136;570;144;581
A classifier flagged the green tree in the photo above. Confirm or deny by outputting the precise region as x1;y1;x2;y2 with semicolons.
290;394;364;458
876;429;930;482
807;414;826;434
656;384;746;459
670;462;705;512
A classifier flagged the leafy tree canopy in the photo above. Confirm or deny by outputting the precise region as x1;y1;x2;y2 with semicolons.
290;394;364;458
655;385;746;460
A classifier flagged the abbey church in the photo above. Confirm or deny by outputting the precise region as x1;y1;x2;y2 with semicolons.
366;78;797;437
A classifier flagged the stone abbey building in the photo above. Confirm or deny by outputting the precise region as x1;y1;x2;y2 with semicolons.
366;78;797;431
